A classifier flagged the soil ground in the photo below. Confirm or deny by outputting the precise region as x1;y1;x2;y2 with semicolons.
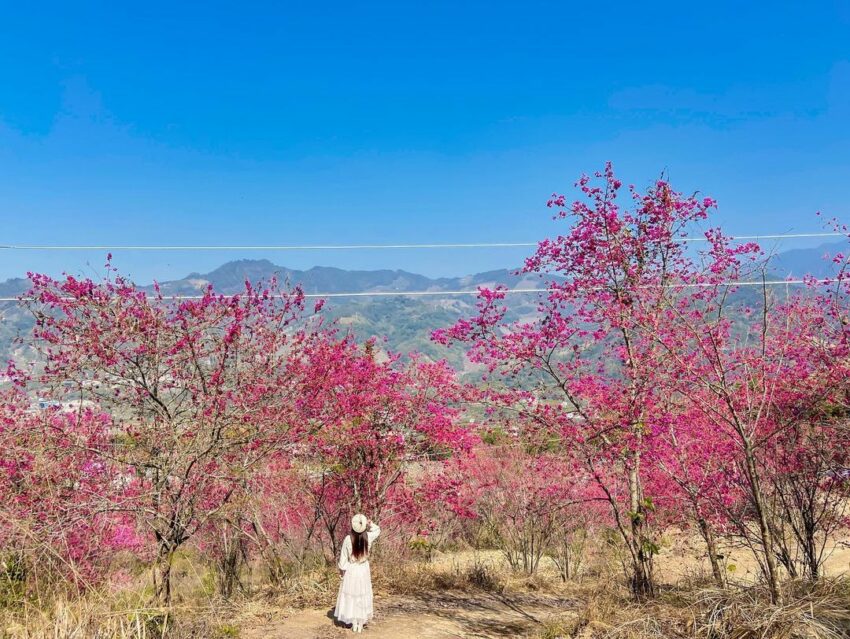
241;590;571;639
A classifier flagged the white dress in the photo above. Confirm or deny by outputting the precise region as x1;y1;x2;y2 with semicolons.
334;524;380;626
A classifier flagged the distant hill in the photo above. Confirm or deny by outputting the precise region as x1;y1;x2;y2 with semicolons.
0;277;29;298
768;241;846;279
0;260;542;369
151;259;534;296
146;260;544;369
0;239;846;366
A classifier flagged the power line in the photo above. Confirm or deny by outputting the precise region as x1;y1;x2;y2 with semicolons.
678;232;843;243
0;242;537;251
0;232;844;252
0;278;836;303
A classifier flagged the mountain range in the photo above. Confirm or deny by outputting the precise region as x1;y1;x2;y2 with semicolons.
0;259;545;368
0;240;845;367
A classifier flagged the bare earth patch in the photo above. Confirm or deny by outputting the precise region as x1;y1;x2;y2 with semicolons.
240;591;575;639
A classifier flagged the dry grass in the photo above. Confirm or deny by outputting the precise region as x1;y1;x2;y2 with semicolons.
0;599;218;639
0;597;281;639
2;557;849;638
531;578;850;639
251;564;337;610
692;580;850;639
373;555;506;596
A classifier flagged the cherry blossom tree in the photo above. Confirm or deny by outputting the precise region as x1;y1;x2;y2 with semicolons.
434;164;736;597
652;408;738;587
282;338;474;557
649;257;850;600
435;444;596;576
208;336;474;588
0;387;136;594
20;264;326;602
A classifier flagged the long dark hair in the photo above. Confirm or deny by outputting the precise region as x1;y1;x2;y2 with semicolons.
351;529;369;560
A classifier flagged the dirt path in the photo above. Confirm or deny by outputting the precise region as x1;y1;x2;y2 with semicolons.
240;591;574;639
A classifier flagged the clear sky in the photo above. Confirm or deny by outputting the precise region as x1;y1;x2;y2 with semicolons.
1;1;849;283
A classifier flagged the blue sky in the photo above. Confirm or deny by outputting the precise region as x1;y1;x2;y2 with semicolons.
1;1;849;282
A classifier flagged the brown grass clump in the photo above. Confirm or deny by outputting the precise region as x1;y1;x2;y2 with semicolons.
255;564;337;610
0;599;230;639
373;556;506;596
535;581;689;639
693;579;850;639
533;578;850;639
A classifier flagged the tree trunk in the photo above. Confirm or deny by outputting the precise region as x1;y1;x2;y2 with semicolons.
154;544;176;604
630;549;654;599
217;531;247;599
697;516;725;588
802;523;820;582
743;445;782;603
629;459;655;599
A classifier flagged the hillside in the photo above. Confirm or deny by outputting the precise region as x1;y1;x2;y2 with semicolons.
0;240;845;365
0;261;544;368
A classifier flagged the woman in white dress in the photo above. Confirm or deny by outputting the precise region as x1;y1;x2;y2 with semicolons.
335;513;380;633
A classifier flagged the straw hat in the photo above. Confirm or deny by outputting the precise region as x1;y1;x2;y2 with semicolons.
351;513;368;534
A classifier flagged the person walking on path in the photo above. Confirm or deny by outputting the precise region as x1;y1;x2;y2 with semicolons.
335;514;380;633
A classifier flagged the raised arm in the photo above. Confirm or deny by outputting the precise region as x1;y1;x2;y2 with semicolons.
367;521;381;544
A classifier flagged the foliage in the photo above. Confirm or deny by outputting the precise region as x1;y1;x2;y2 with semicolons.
1;164;848;625
434;164;850;601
